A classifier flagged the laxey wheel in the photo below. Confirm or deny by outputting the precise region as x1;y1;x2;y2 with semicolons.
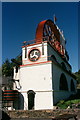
35;19;65;56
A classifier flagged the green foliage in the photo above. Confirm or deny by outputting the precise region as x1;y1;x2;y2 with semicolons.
2;54;22;77
57;99;80;109
74;70;80;84
57;100;66;109
2;59;13;77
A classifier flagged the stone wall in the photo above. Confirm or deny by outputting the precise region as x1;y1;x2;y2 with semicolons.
3;109;80;119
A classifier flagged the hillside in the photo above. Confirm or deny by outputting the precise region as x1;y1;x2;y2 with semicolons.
74;70;80;89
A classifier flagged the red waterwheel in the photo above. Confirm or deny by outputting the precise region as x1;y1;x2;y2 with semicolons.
35;19;60;43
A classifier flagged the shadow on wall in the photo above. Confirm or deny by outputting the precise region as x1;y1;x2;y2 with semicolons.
13;92;24;110
18;92;24;110
1;111;11;120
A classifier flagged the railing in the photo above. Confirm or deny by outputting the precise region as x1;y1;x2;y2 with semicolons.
2;90;19;101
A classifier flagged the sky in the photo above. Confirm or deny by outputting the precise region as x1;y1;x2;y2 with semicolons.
0;2;2;68
2;2;79;72
78;2;80;71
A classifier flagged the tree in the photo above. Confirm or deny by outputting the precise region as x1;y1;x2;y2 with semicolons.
2;53;22;77
74;70;80;84
74;70;80;88
2;59;13;77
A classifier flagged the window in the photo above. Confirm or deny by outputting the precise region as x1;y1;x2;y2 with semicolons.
59;73;68;91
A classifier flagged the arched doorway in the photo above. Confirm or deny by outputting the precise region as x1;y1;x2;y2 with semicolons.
59;73;68;91
27;90;35;110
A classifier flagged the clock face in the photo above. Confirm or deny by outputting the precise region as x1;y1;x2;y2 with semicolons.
28;49;40;62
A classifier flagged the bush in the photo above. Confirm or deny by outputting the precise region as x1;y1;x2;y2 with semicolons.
57;99;80;109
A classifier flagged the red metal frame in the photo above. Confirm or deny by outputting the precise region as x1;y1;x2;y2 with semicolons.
35;19;60;43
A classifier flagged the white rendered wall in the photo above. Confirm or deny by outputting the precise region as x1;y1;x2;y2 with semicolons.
13;67;21;90
13;67;20;80
20;62;53;110
35;91;53;110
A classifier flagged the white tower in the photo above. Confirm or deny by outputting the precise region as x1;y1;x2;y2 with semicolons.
13;19;76;110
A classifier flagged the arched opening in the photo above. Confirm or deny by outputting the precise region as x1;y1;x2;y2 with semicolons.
59;73;68;91
51;55;57;62
71;79;75;92
27;90;35;110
